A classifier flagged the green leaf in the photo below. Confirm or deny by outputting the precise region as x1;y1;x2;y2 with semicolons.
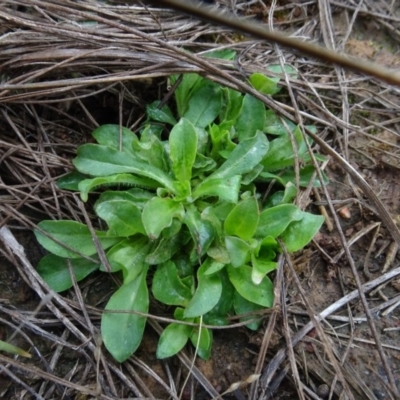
256;204;303;239
101;266;149;362
92;124;138;154
147;101;177;125
133;126;169;172
207;131;269;181
78;173;159;202
207;244;231;264
224;197;259;240
192;176;241;203
203;49;236;60
225;236;251;268
184;259;223;318
204;261;225;275
57;171;87;191
233;292;264;330
0;340;31;358
37;254;100;292
280;211;324;252
105;237;151;283
157;322;193;359
236;94;266;141
249;73;280;96
152;261;192;307
142;197;185;240
94;192;145;236
169;118;198;183
204;269;234;322
227;264;274;307
183;84;222;128
264;183;297;208
251;254;277;285
220;88;243;123
184;206;215;258
190;326;213;360
173;73;205;117
35;220;120;258
267;165;329;188
267;64;298;79
146;232;183;264
264;110;296;136
261;127;307;172
73;144;176;193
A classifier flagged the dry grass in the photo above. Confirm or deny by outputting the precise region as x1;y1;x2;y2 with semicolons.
1;0;400;399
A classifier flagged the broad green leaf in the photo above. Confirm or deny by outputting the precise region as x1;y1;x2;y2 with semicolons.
101;266;149;362
210;202;235;220
190;326;213;360
105;237;151;283
249;73;280;96
204;261;225;275
207;245;231;264
35;221;120;258
37;254;100;292
207;131;269;181
157;322;193;359
264;183;297;208
256;204;303;239
126;188;156;207
142;197;185;240
224;197;259;240
0;340;31;358
95;192;145;236
267;64;298;78
184;259;222;318
133;126;169;172
280;211;324;252
220;87;243;123
78;173;159;202
236;94;266;141
264;165;329;188
227;264;274;307
264;110;296;135
183;84;222;128
203;49;236;60
261;127;308;172
92;124;137;153
146;101;177;125
172;73;205;117
184;206;215;258
225;236;251;268
279;182;297;204
192;153;217;175
251;254;277;285
73;144;176;193
169;118;198;183
152;261;192;307
146;232;182;264
192;176;241;203
204;269;234;324
57;171;87;191
233;292;264;330
242;164;264;185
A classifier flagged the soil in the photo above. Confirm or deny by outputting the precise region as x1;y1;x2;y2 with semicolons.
1;1;400;399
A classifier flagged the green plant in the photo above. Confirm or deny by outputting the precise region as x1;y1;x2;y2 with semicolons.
35;61;326;362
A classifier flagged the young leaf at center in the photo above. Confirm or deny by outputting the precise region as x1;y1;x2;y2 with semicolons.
169;118;198;183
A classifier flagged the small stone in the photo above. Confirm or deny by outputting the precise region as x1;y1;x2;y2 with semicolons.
317;384;330;398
